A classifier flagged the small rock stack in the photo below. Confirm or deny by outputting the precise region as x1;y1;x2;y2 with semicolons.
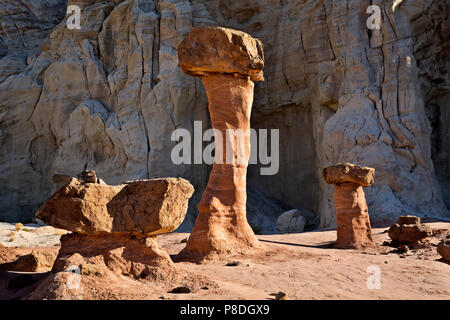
388;215;432;249
35;175;194;279
323;163;375;249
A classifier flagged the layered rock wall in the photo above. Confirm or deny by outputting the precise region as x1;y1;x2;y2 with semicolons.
0;0;449;228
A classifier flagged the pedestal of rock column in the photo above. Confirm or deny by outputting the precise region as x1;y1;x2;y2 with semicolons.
323;163;375;249
177;27;264;256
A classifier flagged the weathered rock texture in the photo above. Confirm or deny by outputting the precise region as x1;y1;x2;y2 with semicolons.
0;250;57;272
78;170;100;183
437;239;450;262
388;215;433;245
27;233;181;299
0;244;17;264
53;233;176;278
0;0;449;229
324;163;375;249
322;163;375;187
178;27;263;256
36;177;194;235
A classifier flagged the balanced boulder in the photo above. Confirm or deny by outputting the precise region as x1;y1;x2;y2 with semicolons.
178;26;264;82
36;177;194;235
322;163;375;187
30;175;195;298
0;250;57;272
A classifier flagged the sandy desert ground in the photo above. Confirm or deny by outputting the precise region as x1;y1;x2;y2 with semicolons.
0;222;449;300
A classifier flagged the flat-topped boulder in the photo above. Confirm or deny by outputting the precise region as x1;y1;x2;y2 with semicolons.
35;177;194;235
397;215;421;225
178;26;264;82
322;163;375;187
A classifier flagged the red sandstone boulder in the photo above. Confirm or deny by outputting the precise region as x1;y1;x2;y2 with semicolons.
388;215;432;245
0;244;18;264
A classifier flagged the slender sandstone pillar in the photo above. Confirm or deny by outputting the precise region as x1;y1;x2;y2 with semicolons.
323;163;375;249
177;27;264;256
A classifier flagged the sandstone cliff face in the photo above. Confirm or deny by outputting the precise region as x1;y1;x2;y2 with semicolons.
0;0;449;229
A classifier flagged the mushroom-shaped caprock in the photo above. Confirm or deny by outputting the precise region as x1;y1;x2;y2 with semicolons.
177;27;264;257
323;163;375;249
178;26;264;82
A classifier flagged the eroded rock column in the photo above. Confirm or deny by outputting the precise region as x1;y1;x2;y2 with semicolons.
323;163;375;249
177;27;264;256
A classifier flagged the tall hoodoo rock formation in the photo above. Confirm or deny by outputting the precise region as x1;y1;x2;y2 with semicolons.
323;163;375;249
178;27;264;256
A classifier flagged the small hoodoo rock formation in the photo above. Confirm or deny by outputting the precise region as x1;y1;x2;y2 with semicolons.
323;163;375;249
177;27;264;257
388;215;433;248
29;176;195;299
